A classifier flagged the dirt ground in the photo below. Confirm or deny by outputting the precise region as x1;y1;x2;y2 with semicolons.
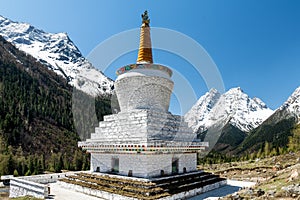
199;152;300;199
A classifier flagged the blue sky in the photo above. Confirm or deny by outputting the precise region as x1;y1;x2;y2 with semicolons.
1;0;300;114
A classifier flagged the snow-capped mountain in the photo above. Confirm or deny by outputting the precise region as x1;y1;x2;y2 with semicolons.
280;86;300;120
236;86;300;154
0;15;113;96
185;87;274;133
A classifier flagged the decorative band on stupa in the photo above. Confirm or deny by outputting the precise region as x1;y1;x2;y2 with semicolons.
116;63;172;76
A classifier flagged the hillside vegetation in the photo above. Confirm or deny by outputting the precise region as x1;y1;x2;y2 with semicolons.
0;36;112;176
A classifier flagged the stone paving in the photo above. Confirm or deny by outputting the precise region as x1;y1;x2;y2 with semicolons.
47;183;103;200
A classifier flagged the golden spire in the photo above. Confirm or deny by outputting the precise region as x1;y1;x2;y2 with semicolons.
137;10;153;63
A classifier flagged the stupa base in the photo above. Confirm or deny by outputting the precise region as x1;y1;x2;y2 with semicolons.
90;152;197;178
58;170;226;200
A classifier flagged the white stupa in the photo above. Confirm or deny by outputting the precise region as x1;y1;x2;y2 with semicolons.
78;11;208;178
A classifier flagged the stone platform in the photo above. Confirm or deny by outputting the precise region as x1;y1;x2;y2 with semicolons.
85;109;200;146
58;171;226;200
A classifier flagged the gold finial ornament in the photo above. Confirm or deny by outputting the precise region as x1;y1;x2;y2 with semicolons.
141;10;150;26
137;10;153;63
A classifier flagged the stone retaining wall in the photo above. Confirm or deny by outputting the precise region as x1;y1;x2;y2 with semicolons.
9;172;80;199
9;178;48;199
58;180;136;200
161;180;227;200
19;172;74;184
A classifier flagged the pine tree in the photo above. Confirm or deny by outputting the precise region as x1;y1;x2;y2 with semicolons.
264;142;270;157
250;152;256;160
39;154;45;173
27;155;34;175
7;154;14;175
63;153;70;170
288;125;300;152
13;169;19;177
72;150;83;171
56;153;63;173
257;148;262;158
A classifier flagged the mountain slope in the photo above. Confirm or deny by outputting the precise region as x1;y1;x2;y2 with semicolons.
0;36;113;175
0;15;114;96
236;86;300;154
0;35;77;154
281;86;300;119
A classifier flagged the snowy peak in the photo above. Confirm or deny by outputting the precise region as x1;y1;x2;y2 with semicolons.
222;87;269;113
0;15;113;96
252;97;268;109
184;88;221;132
281;86;300;119
193;88;221;118
185;87;274;133
221;87;273;132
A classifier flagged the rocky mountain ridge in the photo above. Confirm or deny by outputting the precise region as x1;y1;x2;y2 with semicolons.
185;87;274;134
0;15;113;96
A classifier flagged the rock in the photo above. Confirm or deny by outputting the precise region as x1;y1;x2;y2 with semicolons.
257;188;265;197
230;192;241;200
273;163;282;171
282;184;300;195
292;193;297;198
288;169;299;182
267;190;276;197
243;188;254;196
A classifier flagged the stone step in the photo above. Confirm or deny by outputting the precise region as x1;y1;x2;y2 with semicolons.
59;171;226;199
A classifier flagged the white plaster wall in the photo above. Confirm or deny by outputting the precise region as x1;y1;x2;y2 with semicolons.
91;153;196;178
91;154;112;172
119;154;173;177
115;76;174;112
178;153;197;173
